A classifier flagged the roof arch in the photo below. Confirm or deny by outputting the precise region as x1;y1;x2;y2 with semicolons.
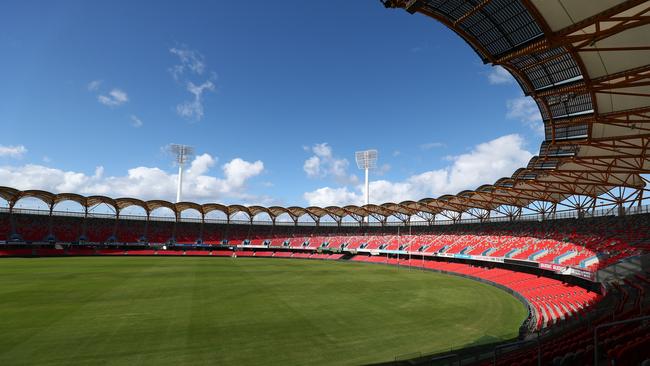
202;203;228;216
86;195;117;210
146;200;177;215
227;205;250;218
267;206;293;221
115;197;148;211
176;202;203;215
52;193;86;207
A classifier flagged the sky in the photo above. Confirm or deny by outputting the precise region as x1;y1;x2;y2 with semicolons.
0;0;544;212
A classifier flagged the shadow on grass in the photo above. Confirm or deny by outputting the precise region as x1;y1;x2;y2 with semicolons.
364;334;519;366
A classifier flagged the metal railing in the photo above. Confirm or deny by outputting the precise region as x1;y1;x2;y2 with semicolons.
2;203;650;226
593;315;650;366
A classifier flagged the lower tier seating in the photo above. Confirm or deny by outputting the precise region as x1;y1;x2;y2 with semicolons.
2;212;648;274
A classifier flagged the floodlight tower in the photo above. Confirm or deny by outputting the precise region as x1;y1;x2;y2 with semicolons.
169;144;194;203
355;149;378;207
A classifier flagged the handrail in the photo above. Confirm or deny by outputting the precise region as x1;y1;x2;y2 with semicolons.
2;203;650;226
593;314;650;366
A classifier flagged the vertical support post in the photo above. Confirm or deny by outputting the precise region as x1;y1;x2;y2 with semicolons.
199;213;205;244
364;167;369;206
48;203;54;239
113;209;120;243
144;211;150;243
8;200;16;238
638;189;644;208
82;205;88;241
176;164;184;204
170;144;193;204
172;210;179;244
355;149;377;223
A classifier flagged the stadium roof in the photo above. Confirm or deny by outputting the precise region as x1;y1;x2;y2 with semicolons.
1;0;649;224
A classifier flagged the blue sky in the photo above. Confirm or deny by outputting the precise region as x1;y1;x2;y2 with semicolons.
0;0;543;209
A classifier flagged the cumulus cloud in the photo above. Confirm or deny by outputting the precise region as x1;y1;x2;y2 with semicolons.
303;143;358;185
97;88;128;107
487;66;514;85
130;115;143;128
303;134;533;206
506;96;544;136
303;156;321;177
0;154;266;203
0;145;27;158
304;187;362;207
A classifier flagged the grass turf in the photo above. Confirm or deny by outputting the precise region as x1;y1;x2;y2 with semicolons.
0;257;527;365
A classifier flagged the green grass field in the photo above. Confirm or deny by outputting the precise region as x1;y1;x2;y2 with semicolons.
0;257;527;365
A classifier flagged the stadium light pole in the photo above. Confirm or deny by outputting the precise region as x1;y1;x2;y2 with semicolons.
355;149;378;207
169;144;194;203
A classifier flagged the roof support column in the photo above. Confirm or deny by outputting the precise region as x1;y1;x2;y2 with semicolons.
81;205;89;242
143;211;150;244
199;213;205;244
48;203;54;240
8;200;16;238
172;210;180;244
639;189;644;208
113;208;120;244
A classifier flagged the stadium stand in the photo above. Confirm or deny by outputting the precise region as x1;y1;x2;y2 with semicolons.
2;211;649;272
3;0;650;362
1;208;649;364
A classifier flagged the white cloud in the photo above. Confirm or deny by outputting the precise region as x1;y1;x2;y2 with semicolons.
223;158;264;187
169;46;216;121
130;115;143;128
506;96;545;136
169;46;206;80
303;187;361;207
87;80;102;91
303;143;358;185
176;80;215;120
303;156;321;177
0;154;266;203
0;145;27;158
419;142;446;150
98;88;128;107
487;66;514;85
303;134;533;206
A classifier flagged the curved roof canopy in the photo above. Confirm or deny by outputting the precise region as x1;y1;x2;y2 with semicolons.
2;1;649;224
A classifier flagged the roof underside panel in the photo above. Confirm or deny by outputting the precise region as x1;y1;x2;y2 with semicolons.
530;0;627;32
509;47;583;92
421;0;543;58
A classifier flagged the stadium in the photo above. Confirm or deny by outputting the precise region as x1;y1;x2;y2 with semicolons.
1;0;650;365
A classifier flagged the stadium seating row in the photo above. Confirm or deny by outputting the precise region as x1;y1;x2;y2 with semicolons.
2;211;649;273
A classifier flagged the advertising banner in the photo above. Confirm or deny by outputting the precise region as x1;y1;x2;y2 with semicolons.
539;263;568;272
